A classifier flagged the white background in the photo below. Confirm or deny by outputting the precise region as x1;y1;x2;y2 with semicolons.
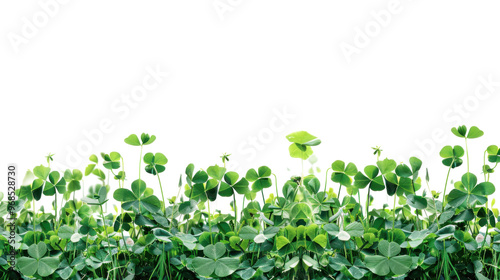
1;0;500;212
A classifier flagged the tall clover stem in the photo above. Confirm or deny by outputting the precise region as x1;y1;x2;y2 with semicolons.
272;173;278;203
465;138;471;207
207;200;213;244
391;193;397;242
33;199;36;244
154;167;166;214
54;191;58;230
301;159;304;186
365;188;371;226
442;161;454;212
232;192;238;231
323;168;331;200
100;204;115;279
134;145;144;238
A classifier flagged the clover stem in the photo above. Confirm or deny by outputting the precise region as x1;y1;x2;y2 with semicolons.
133;145;144;238
261;190;266;205
138;145;143;204
391;193;397;242
170;184;182;232
99;204;115;279
232;192;238;231
323;168;331;200
465;138;470;174
442;161;454;212
484;150;488;181
272;173;278;203
365;188;371;226
301;159;304;187
54;190;58;231
33;199;36;244
424;173;440;230
337;183;342;199
154;168;166;214
207;200;213;244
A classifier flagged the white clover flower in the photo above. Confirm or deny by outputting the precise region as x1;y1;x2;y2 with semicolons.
71;233;83;243
126;238;135;246
475;234;484;243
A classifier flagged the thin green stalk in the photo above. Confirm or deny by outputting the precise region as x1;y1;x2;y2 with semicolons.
154;168;166;214
323;168;331;199
365;188;371;226
465;138;470;173
301;159;304;186
272;173;279;203
232;192;238;231
442;161;454;212
484;150;488;181
138;145;143;207
170;184;182;232
33;199;36;244
99;205;115;279
54;191;57;230
207;200;213;244
465;138;471;207
391;193;397;241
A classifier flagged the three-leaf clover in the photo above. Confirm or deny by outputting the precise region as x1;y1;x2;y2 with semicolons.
124;133;156;146
143;152;168;175
113;179;162;213
246;166;272;193
218;172;250;197
440;145;465;168
331;160;358;186
17;242;60;277
85;154;106;181
286;131;321;160
101;152;121;170
192;242;239;277
447;173;495;207
64;169;83;199
451;125;484;139
82;186;108;206
364;240;412;276
43;171;66;196
487;145;500;163
354;166;384;191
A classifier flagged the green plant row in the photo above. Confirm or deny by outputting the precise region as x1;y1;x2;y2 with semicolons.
1;126;500;279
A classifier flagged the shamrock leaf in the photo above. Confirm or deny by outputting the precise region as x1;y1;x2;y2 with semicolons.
101;152;121;170
354;165;384;191
451;125;484;139
218;171;250;197
143;152;168;175
447;173;495;207
331;160;358;186
487;145;500;163
364;240;412;276
440;145;464;168
286;131;321;160
124;133;156;146
246;166;272;192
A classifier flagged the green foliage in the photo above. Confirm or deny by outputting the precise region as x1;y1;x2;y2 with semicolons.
3;127;500;279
